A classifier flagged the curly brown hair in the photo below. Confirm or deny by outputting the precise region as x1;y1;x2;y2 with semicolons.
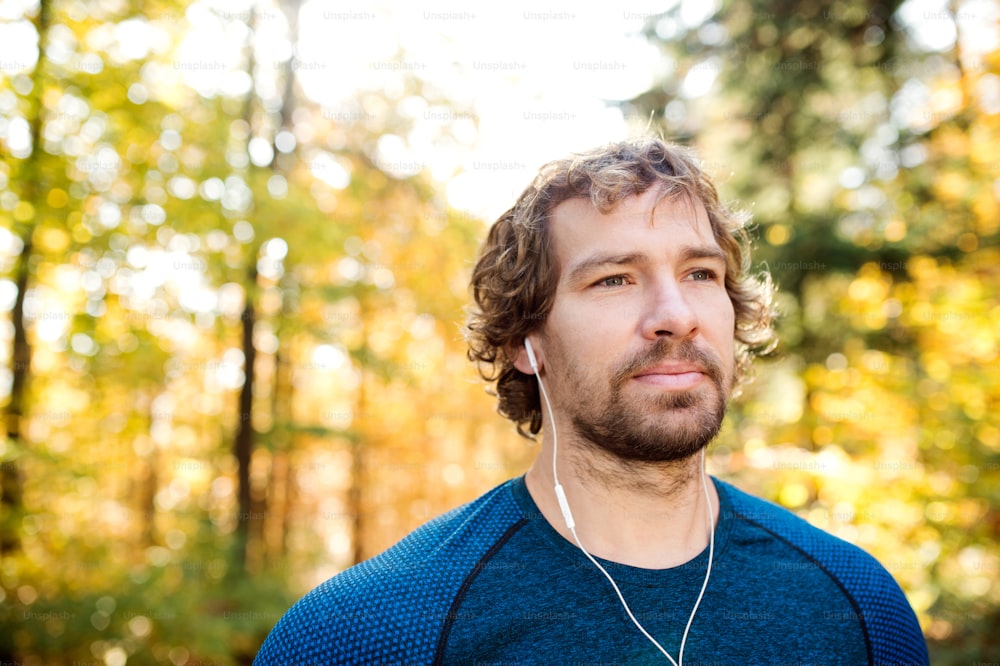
466;137;776;438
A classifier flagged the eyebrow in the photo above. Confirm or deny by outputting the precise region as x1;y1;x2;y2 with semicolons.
679;245;727;264
565;245;727;286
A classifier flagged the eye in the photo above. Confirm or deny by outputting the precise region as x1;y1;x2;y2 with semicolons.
689;269;718;282
597;275;628;287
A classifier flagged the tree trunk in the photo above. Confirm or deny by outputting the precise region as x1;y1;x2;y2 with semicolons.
262;0;301;568
137;449;158;550
1;241;31;556
268;340;293;563
234;299;257;573
1;0;51;558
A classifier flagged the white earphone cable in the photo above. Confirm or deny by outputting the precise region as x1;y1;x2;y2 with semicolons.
531;341;714;666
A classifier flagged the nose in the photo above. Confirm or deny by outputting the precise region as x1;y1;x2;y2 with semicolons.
640;276;699;340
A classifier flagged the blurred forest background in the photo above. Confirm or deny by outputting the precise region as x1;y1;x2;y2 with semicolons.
0;0;997;663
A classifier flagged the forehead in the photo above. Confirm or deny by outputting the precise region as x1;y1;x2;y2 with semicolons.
547;188;717;265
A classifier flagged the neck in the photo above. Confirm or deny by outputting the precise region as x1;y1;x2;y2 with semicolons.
525;429;718;569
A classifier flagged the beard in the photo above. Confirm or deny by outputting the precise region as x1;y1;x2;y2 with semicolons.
563;338;729;464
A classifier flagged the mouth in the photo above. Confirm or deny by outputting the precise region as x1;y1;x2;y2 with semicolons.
632;363;707;390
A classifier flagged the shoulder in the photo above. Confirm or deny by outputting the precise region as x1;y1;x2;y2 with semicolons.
716;478;929;666
254;479;526;666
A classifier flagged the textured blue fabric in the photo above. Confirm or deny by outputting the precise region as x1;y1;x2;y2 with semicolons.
254;481;525;665
255;476;929;665
723;483;929;666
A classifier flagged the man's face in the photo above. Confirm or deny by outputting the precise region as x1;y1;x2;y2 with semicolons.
532;187;736;463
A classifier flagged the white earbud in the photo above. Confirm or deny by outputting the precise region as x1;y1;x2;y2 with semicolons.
524;337;539;373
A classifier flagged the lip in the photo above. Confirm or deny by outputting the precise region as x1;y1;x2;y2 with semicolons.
632;363;706;390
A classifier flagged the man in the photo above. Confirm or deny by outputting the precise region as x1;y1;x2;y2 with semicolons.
255;138;929;665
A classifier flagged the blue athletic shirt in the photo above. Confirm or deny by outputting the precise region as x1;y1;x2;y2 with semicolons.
255;476;929;665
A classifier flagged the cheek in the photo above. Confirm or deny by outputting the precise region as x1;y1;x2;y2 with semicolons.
543;306;615;373
724;302;736;344
721;300;737;374
705;294;736;359
701;290;735;331
548;297;621;345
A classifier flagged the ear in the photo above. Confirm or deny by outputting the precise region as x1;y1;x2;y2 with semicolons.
510;338;540;375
